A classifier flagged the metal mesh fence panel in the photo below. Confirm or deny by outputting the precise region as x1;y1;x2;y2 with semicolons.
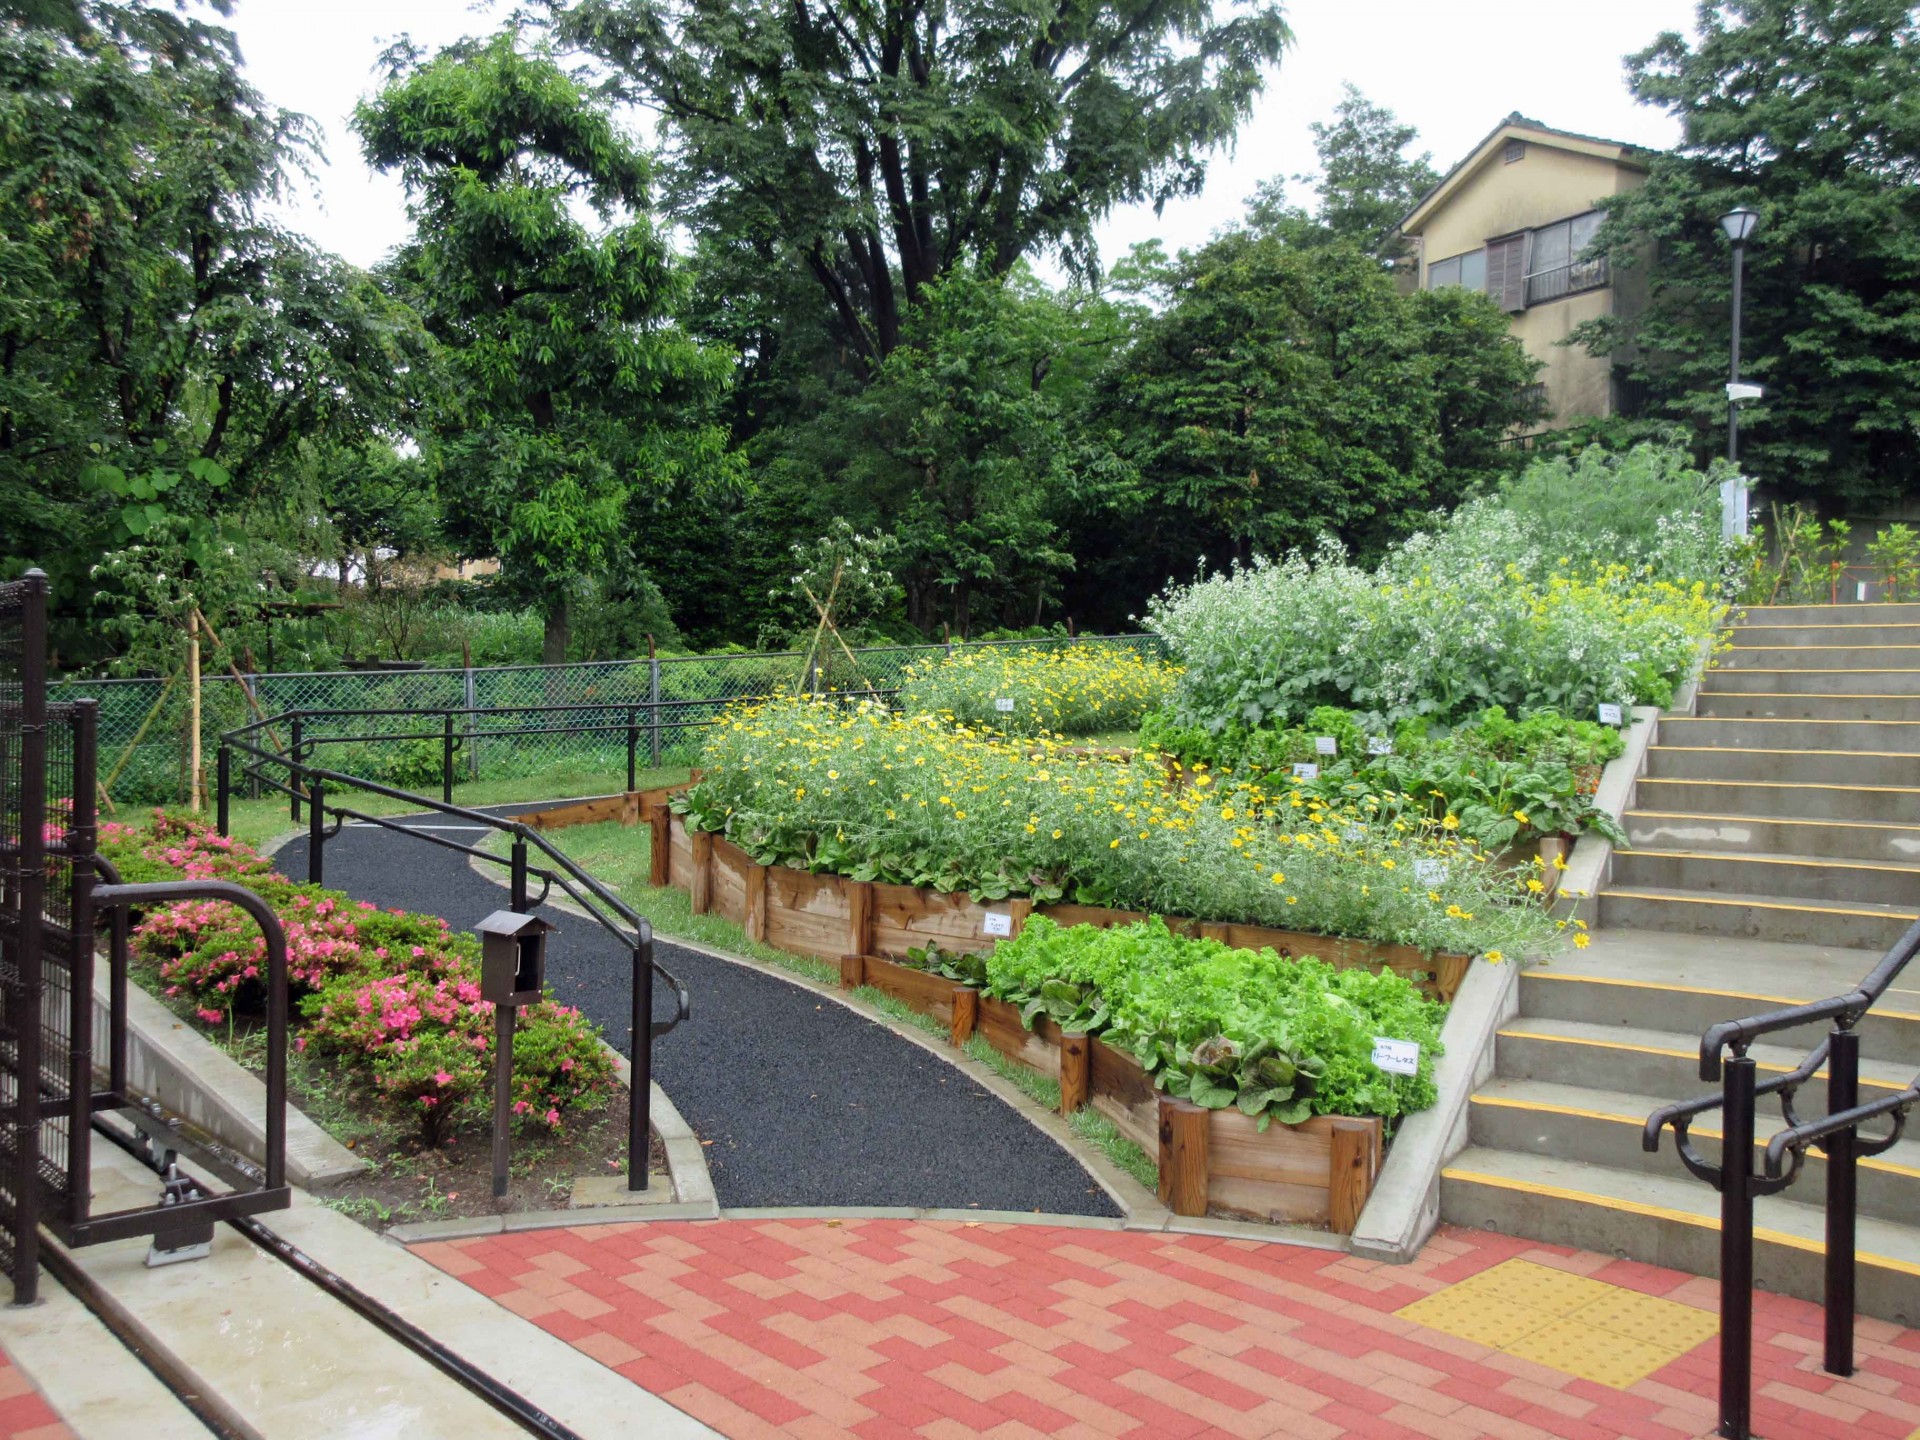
59;634;1166;803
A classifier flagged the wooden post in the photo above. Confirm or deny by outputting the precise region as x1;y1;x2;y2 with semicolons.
1329;1118;1375;1234
744;862;769;944
187;609;203;812
622;791;640;826
949;987;978;1047
839;954;866;990
1006;897;1034;940
1059;1032;1090;1116
1157;1098;1209;1217
690;829;714;915
847;880;874;958
648;805;670;888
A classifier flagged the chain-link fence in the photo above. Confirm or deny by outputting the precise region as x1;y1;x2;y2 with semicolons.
57;634;1167;806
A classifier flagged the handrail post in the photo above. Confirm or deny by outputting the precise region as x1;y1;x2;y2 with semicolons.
289;716;303;823
216;744;231;837
630;936;653;1192
648;658;661;767
510;837;529;914
441;710;455;806
307;775;324;888
1824;1024;1860;1377
626;706;638;793
1719;1052;1758;1440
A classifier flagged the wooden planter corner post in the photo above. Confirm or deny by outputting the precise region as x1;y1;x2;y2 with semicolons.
1059;1032;1090;1116
1329;1118;1374;1234
847;880;875;958
689;830;714;915
648;805;670;888
744;861;769;943
949;987;978;1047
1157;1097;1209;1217
839;953;866;990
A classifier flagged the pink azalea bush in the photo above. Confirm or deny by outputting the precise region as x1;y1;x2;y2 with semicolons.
101;812;615;1147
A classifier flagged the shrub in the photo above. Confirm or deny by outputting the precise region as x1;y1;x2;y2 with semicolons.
680;696;1569;959
896;643;1177;737
974;917;1446;1124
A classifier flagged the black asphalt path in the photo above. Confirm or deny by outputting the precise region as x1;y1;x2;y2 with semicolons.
275;810;1119;1215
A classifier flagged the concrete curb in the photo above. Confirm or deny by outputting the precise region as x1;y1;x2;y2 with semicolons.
93;971;364;1188
1347;956;1520;1264
1557;703;1662;917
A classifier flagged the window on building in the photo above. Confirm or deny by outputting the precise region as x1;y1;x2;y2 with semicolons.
1503;140;1526;164
1427;248;1486;292
1525;211;1606;304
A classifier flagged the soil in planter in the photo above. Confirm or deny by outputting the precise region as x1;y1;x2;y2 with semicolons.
300;1073;671;1230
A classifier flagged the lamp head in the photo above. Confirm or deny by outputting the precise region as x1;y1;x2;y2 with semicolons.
1720;207;1761;245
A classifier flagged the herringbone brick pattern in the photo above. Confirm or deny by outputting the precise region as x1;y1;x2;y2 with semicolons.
415;1221;1920;1440
0;1345;71;1440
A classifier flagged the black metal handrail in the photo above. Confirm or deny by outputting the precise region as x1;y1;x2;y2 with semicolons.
1644;917;1920;1439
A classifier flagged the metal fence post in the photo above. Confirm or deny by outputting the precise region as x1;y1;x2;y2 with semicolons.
630;938;653;1192
649;658;662;767
464;664;478;782
289;717;303;824
1718;1053;1758;1440
1824;1025;1861;1378
216;745;231;837
442;710;455;805
307;775;324;888
626;706;638;792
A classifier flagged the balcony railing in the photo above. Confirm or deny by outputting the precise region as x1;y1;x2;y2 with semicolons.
1525;253;1608;305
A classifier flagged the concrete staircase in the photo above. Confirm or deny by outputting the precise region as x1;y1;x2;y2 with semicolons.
1442;603;1920;1324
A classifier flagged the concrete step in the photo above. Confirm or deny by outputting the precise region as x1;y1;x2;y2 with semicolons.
1440;1148;1920;1325
1644;745;1920;787
1494;1016;1918;1104
1693;691;1920;720
1598;886;1918;948
1702;667;1920;695
1625;809;1920;864
1731;622;1920;647
1520;934;1920;1064
1611;848;1920;907
1633;776;1920;825
1658;714;1920;753
1468;1078;1920;1226
1738;602;1920;625
1720;644;1920;671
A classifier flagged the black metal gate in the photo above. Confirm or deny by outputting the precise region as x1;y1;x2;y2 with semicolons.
2;569;292;1306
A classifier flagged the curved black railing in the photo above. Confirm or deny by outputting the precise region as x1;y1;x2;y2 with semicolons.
1644;919;1920;1440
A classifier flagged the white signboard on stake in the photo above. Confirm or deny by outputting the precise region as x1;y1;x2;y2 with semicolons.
1372;1038;1421;1076
982;911;1014;938
1292;762;1320;781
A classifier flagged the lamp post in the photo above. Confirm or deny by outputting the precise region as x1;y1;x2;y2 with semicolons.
1720;206;1761;464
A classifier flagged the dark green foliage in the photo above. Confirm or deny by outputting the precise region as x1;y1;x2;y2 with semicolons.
1577;0;1920;507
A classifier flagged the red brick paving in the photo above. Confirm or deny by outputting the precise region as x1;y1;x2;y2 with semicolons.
0;1343;72;1440
415;1220;1920;1440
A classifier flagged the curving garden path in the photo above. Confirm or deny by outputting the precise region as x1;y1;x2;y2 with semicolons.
274;810;1119;1217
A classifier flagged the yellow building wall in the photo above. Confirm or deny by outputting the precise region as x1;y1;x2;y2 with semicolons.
1415;142;1645;428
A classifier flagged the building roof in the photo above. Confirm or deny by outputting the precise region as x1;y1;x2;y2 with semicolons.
1399;113;1656;235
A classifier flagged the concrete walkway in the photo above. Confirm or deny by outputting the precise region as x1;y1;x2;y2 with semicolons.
416;1218;1920;1440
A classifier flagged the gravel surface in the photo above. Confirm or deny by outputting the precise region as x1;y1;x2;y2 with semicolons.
275;812;1120;1216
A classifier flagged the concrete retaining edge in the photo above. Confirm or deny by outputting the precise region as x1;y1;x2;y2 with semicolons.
1347;956;1520;1264
1556;702;1662;914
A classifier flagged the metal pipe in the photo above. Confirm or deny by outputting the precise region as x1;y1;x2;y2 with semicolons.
289;717;303;823
1729;237;1746;465
12;570;49;1305
68;701;99;1230
216;744;231;837
442;710;456;805
1824;1026;1859;1377
1718;1054;1757;1439
630;936;653;1192
307;776;325;888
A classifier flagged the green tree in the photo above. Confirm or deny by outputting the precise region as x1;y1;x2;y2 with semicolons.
1247;84;1439;256
552;0;1291;373
1578;0;1920;507
356;32;738;662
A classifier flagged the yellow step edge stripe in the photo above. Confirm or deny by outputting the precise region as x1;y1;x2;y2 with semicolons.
1521;970;1920;1025
1603;889;1917;919
1495;1029;1912;1096
1725;644;1920;650
1439;1168;1920;1277
1652;745;1920;757
1668;714;1920;724
1627;809;1920;831
1624;849;1920;875
1640;778;1920;794
1466;1096;1920;1181
1696;692;1920;700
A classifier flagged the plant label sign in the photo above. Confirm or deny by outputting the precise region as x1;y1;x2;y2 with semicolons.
1367;736;1393;756
1314;735;1339;756
981;911;1014;938
1414;858;1448;887
1372;1037;1421;1076
1292;762;1320;781
1596;702;1624;726
994;697;1016;713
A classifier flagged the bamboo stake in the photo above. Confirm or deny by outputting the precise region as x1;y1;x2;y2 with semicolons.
193;609;287;758
188;609;203;812
100;669;180;796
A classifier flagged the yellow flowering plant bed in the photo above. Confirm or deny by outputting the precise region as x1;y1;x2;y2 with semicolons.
674;697;1571;962
895;643;1178;738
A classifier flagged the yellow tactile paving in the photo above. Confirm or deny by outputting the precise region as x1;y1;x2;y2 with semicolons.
1395;1258;1719;1390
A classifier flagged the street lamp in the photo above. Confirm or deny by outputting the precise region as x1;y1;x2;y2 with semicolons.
1720;207;1762;464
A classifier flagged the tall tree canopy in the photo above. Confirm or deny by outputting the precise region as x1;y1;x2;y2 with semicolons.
552;0;1291;373
1579;0;1920;507
357;31;737;662
1247;84;1438;256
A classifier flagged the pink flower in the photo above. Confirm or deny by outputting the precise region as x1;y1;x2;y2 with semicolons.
196;1007;223;1023
433;1070;452;1086
544;1108;560;1126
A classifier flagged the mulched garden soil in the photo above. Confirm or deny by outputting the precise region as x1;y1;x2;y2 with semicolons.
275;809;1120;1217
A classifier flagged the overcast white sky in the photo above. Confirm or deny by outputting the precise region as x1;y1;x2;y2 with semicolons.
225;0;1697;273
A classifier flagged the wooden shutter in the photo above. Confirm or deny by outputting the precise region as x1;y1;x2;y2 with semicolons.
1485;234;1526;312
